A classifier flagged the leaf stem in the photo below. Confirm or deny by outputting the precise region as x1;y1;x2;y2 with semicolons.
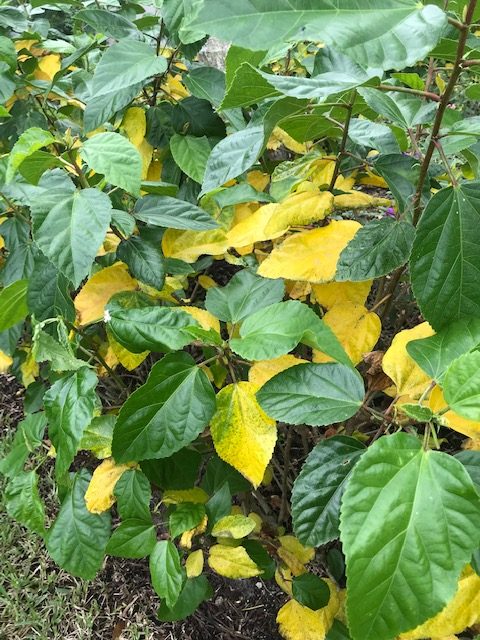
328;90;356;192
376;84;440;102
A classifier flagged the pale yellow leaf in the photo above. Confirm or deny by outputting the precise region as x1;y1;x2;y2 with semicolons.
20;348;39;387
138;138;154;180
249;355;307;388
313;303;381;366
34;54;61;81
357;170;388;188
227;203;283;248
211;515;256;539
210;382;277;487
310;159;335;188
75;263;137;326
276;565;294;595
248;512;262;533
333;190;391;210
268;127;307;154
182;306;220;333
400;566;480;639
208;544;262;579
179;515;208;549
96;232;121;257
257;221;361;283
85;458;132;514
382;322;435;398
162;228;229;262
429;386;480;439
286;280;312;300
162;73;189;100
198;275;218;290
162;488;209;505
277;582;340;640
278;535;315;575
185;549;204;578
246;170;270;191
121;107;146;147
311;280;372;309
0;349;12;373
107;331;149;371
264;191;334;236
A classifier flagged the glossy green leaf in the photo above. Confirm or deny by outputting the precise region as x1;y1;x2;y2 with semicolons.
106;519;156;558
5;471;45;536
150;540;184;608
117;236;165;291
205;482;232;529
443;351;480;421
134;195;218;230
5;128;55;182
157;575;213;622
112;352;216;462
410;184;480;330
205;269;284;323
169;503;206;539
292;573;330;611
44;368;98;478
46;470;111;580
0;412;47;478
170;134;211;183
455;450;480;493
230;300;350;365
0;279;28;332
340;432;480;640
257;363;364;426
141;448;202;490
114;468;152;521
336;218;415;281
291;436;366;546
400;404;435;422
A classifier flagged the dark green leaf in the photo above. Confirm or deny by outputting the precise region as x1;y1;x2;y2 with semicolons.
358;88;437;128
150;540;184;608
117;236;165;291
169;503;206;539
141;448;202;490
114;468;152;521
170;134;211;183
157;575;212;621
106;519;156;558
375;154;428;213
0;412;47;478
0;279;28;332
455;450;480;493
75;9;139;39
242;540;275;580
202;455;251;495
292;574;330;611
134;195;218;230
5;471;45;536
205;482;231;529
27;254;75;322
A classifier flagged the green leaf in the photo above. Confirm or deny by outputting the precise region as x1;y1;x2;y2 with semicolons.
292;574;331;611
358;88;437;128
455;450;480;493
327;620;352;640
205;269;284;323
105;304;199;353
157;575;213;622
189;1;446;71
80;415;115;460
212;183;274;208
0;35;16;71
111;209;136;237
220;62;278;109
401;404;435;422
5;471;45;536
114;468;152;521
75;9;139;39
18;151;63;186
27;254;75;323
141;448;202;490
169;503;206;539
410;183;480;330
117;236;165;291
201;125;265;195
443;351;480;421
80;133;142;196
340;432;480;640
375;154;427;213
242;540;275;580
291;436;366;546
229;300;350;365
134;195;218;230
348;118;400;154
46;470;111;580
5;128;55;182
257;363;364;426
201;456;251;495
336;218;415;281
44;368;98;478
170;134;211;183
0;412;47;478
112;352;216;462
33;328;86;372
0;279;28;332
106;519;156;558
84;39;167;131
31;178;112;288
205;482;232;529
150;540;184;608
406;318;480;383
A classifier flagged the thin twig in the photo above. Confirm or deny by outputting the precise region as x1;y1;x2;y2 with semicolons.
328;90;356;191
376;83;440;102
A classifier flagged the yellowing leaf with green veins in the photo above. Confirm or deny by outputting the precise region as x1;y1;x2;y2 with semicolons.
264;191;334;236
276;582;340;640
248;355;307;388
107;331;149;371
257;221;361;284
311;280;372;310
382;322;434;398
313;303;381;366
399;566;480;639
429;386;480;439
210;382;277;487
182;306;220;333
185;549;204;578
0;349;12;373
162;488;209;505
333;190;391;210
162;228;229;262
226;203;282;248
85;458;133;514
208;544;262;579
75;263;137;326
121;107;146;147
278;535;315;576
211;515;256;539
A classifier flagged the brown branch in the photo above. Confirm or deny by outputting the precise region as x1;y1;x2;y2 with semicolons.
328;90;356;191
376;83;441;102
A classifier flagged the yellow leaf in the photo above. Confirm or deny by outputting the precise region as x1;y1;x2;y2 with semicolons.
162;228;229;262
146;159;162;182
248;511;262;533
138;138;154;180
313;303;381;366
211;515;256;539
400;566;480;639
286;280;312;300
162;488;209;505
276;565;294;595
208;544;262;579
333;190;391;210
226;203;283;248
264;191;334;236
85;458;132;514
429;386;480;439
247;170;270;191
74;263;137;326
34;53;61;81
0;349;13;373
268;127;307;154
278;535;315;575
182;306;220;333
20;348;39;387
357;170;388;188
311;159;335;188
162;73;190;100
311;280;372;309
277;582;340;640
107;331;149;371
249;355;307;388
198;275;218;290
96;231;121;257
210;382;277;487
180;515;208;549
121;107;146;147
382;322;434;398
185;549;204;578
257;221;361;283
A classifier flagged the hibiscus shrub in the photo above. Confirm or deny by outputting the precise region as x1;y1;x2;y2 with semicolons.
1;1;480;639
